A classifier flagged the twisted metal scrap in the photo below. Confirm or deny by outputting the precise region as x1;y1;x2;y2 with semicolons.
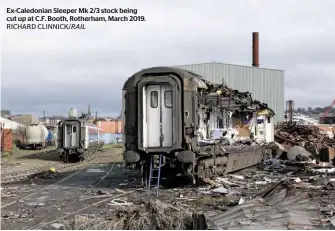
275;122;335;149
199;77;273;113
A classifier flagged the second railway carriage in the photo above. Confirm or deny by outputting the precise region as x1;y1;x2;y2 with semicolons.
56;118;103;162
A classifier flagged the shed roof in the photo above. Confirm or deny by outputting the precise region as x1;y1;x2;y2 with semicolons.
172;62;284;72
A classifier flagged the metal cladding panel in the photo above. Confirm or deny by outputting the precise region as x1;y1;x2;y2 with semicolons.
173;63;284;124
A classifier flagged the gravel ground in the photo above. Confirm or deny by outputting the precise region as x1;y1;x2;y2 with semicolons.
1;145;123;184
1;147;335;230
1;147;59;177
1;146;129;230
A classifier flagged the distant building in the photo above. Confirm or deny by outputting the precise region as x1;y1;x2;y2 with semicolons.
40;116;66;125
15;114;39;125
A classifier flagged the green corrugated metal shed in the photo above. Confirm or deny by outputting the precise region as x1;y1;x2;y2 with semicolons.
173;62;284;124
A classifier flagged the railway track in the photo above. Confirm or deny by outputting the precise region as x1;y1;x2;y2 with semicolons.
1;147;105;184
30;188;141;230
22;153;124;230
2;148;122;211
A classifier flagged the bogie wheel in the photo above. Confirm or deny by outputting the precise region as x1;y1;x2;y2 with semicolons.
141;162;149;188
79;154;84;162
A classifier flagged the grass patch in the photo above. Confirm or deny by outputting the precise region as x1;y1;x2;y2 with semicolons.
1;151;12;157
1;142;56;161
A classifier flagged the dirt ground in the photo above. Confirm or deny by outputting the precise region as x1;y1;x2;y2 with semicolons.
1;146;335;230
1;145;128;230
1;144;123;183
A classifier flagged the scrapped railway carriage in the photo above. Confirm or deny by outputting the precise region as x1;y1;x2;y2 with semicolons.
122;67;275;185
24;123;48;149
57;118;103;162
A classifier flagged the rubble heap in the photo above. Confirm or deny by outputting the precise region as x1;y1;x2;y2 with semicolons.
275;122;335;149
204;180;322;230
198;76;272;112
67;199;193;230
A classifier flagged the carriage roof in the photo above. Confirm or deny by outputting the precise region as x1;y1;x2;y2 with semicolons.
123;66;207;91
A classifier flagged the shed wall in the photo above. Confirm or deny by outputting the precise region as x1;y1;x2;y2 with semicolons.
173;63;284;124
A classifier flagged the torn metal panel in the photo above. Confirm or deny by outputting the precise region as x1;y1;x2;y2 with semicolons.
196;145;265;177
224;146;264;173
197;78;275;145
205;181;322;230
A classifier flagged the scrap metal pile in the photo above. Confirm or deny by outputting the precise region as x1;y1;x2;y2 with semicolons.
275;122;335;150
197;76;272;112
192;77;276;177
204;180;322;230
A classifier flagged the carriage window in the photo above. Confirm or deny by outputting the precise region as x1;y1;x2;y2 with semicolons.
73;126;76;133
150;91;158;108
164;91;172;108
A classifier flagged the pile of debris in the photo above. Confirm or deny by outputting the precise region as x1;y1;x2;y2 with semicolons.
66;199;193;230
274;122;335;166
27;168;62;181
203;180;323;230
199;76;270;112
275;122;335;149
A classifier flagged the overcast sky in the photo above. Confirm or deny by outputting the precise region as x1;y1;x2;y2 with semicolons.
1;0;335;117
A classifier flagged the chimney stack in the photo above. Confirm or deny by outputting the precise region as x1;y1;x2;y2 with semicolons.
252;32;259;67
